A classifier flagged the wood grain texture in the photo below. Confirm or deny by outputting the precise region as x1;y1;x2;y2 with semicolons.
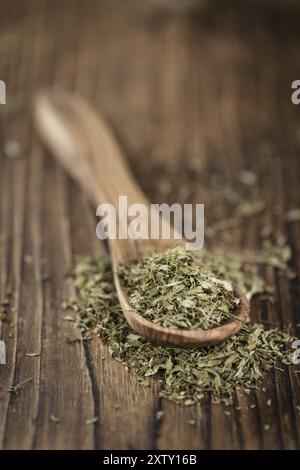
0;0;300;449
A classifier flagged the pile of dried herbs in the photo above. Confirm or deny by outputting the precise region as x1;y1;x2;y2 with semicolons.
65;249;295;407
118;246;240;330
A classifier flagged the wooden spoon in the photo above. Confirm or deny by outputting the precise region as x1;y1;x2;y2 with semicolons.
33;90;250;347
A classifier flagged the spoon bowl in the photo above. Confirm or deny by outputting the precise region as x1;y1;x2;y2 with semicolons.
33;90;250;347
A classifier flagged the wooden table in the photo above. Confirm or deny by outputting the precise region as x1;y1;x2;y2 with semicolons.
0;0;300;450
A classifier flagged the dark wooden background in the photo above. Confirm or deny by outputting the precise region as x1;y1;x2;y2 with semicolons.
1;0;300;450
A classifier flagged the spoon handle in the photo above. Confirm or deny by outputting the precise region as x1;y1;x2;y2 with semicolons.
33;90;151;262
33;90;149;209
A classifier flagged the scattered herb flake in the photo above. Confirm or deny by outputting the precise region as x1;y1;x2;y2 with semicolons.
50;415;60;424
238;170;258;187
85;416;98;425
4;140;22;159
64;251;296;407
285;209;300;222
7;377;33;395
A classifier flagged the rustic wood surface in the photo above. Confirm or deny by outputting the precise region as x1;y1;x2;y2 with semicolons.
0;0;300;450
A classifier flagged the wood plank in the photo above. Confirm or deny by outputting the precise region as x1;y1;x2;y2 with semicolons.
0;0;300;449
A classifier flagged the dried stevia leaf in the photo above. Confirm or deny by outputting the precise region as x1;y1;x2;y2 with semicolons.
65;248;297;408
285;209;300;222
118;246;239;331
257;237;292;271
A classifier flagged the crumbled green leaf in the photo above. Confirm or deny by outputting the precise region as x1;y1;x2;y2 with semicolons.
257;237;292;271
285;209;300;222
156;410;164;420
50;415;60;424
4;140;23;159
7;377;33;395
65;251;295;408
235;199;265;218
85;416;98;425
119;246;239;330
238;170;258;187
